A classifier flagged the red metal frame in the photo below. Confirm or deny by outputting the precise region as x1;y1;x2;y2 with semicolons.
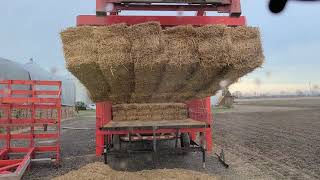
77;0;245;26
77;15;246;26
0;80;61;178
96;0;241;16
95;97;213;156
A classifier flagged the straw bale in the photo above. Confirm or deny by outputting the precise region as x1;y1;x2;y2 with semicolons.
227;26;264;70
153;26;199;101
194;27;264;98
129;22;165;102
60;27;110;102
95;24;133;103
112;103;188;121
197;25;231;67
171;25;230;100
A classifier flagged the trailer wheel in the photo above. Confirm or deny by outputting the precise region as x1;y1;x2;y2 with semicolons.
180;133;190;148
112;135;121;151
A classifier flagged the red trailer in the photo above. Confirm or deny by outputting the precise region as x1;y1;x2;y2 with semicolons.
78;0;246;167
0;80;61;178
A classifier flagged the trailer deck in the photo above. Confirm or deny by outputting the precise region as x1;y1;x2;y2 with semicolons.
102;119;209;131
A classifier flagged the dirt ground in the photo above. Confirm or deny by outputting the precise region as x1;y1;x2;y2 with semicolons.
22;97;320;179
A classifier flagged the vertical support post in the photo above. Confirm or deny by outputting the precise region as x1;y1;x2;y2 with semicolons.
205;97;212;123
229;0;242;17
96;102;103;156
202;148;206;168
5;81;12;150
190;132;196;142
205;97;213;153
96;0;107;16
56;82;62;163
6;105;11;150
96;101;112;156
205;128;213;152
152;127;157;152
196;10;206;16
175;129;179;148
30;82;35;149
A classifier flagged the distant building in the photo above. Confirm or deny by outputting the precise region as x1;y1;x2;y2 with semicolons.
217;89;234;108
0;57;76;106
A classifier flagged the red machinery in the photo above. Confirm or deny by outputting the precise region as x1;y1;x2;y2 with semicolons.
0;80;61;178
78;0;246;168
78;0;245;26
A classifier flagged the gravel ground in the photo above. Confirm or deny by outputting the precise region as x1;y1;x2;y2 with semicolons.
21;98;320;179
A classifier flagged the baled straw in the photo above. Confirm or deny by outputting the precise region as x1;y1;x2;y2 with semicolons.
112;103;188;121
153;26;200;101
60;27;110;101
95;24;134;103
129;22;164;102
61;23;264;103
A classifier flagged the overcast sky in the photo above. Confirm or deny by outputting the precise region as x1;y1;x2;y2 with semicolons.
0;0;319;94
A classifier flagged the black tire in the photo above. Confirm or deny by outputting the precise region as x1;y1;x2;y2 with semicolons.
112;135;121;151
180;133;190;148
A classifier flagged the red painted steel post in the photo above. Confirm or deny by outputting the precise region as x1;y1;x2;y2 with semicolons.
96;102;112;156
205;97;213;152
5;82;12;150
30;82;35;150
96;0;107;13
190;132;197;142
56;82;62;163
206;128;213;152
230;0;242;17
96;102;103;156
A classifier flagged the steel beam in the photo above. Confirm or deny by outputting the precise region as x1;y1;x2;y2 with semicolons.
77;15;246;26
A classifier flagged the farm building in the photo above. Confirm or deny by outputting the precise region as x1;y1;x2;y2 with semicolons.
0;57;76;119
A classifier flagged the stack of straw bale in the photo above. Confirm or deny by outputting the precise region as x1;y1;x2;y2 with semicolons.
61;22;263;103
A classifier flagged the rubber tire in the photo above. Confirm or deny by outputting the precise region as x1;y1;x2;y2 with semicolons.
180;133;190;148
112;135;121;151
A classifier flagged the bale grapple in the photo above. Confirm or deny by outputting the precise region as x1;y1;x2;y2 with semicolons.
78;0;245;26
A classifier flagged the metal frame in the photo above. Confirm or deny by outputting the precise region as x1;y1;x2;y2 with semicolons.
95;0;242;17
0;80;61;178
104;137;207;167
95;98;213;167
77;0;245;26
77;15;246;26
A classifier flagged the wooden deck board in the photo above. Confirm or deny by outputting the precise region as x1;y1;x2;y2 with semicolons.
102;119;208;130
